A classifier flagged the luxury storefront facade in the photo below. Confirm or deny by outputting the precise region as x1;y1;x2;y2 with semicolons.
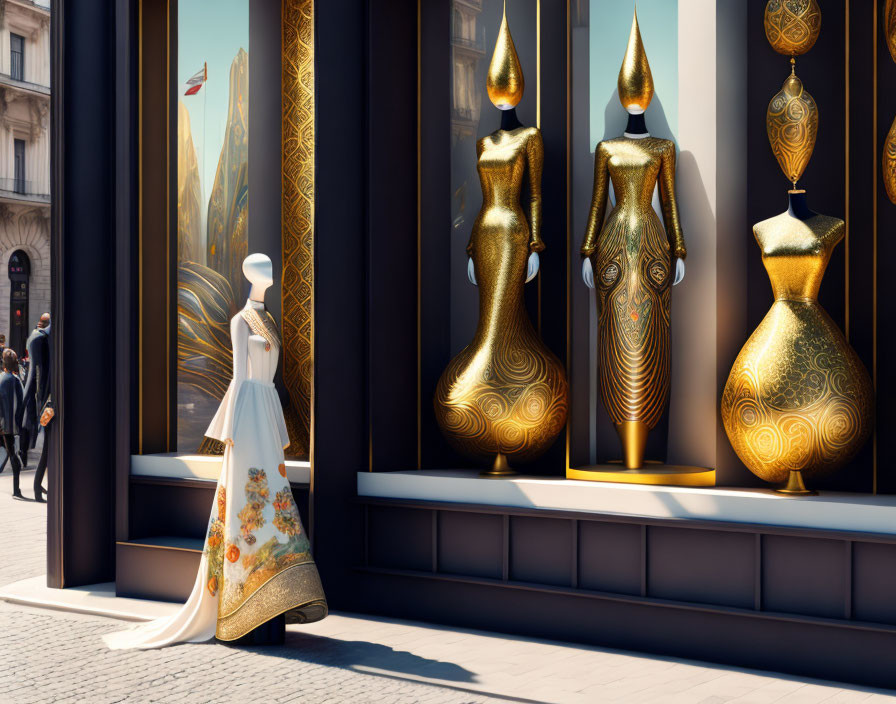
48;0;896;688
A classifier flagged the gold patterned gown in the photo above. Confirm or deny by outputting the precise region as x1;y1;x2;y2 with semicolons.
721;213;872;483
104;300;326;649
582;137;685;467
434;127;568;467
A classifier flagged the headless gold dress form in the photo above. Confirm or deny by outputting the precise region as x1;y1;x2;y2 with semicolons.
582;137;685;469
722;211;872;487
434;127;568;473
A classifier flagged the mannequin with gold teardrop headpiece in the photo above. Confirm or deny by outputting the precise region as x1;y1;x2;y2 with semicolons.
578;11;687;475
434;2;569;476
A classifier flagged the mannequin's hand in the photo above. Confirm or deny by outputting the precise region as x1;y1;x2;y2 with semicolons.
470;253;539;285
582;258;595;289
673;257;685;286
525;252;540;283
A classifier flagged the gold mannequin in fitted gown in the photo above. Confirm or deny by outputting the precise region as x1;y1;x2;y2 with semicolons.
433;7;568;475
581;12;686;470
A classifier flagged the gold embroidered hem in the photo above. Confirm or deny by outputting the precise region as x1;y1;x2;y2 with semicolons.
215;561;328;641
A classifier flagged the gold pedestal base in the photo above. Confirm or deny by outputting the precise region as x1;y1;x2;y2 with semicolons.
566;463;716;487
481;452;517;478
776;469;817;496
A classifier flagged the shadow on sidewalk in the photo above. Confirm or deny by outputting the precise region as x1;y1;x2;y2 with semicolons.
228;630;554;704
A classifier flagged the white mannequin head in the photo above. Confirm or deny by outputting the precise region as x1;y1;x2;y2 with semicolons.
243;253;273;302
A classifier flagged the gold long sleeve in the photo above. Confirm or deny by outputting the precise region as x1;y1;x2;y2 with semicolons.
526;131;545;252
582;144;609;257
659;143;686;260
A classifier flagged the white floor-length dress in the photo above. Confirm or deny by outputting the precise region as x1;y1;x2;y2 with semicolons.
104;300;326;649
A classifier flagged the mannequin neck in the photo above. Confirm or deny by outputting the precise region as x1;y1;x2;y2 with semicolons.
624;112;648;138
786;190;814;221
248;285;268;304
500;108;523;131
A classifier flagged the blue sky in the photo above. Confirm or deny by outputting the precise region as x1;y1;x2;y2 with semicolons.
590;0;678;147
178;0;249;212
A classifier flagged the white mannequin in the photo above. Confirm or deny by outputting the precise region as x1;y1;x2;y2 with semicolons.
582;104;686;290
243;253;274;303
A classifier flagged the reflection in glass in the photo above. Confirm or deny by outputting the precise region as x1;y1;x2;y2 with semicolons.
177;0;249;451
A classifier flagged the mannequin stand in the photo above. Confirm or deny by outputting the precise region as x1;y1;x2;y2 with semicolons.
776;469;817;496
223;614;286;646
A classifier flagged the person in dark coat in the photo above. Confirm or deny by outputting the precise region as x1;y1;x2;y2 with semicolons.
0;348;24;498
22;313;50;502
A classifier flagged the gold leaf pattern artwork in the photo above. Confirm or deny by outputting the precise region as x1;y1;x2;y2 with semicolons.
281;0;314;458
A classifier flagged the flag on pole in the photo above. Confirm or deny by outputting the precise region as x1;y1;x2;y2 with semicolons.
184;63;207;96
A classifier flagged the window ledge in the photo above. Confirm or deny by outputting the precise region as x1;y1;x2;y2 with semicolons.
357;470;896;536
132;452;310;485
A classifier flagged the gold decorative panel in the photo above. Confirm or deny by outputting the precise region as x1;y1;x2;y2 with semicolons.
281;0;314;458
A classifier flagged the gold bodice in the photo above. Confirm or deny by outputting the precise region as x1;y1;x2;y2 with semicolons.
582;137;685;260
753;212;843;302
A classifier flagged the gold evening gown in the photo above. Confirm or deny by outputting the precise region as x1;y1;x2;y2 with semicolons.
721;212;872;485
582;137;685;469
434;127;568;472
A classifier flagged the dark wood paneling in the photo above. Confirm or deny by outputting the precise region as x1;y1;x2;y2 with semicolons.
762;535;846;619
139;0;177;455
116;542;200;603
648;527;755;609
853;541;896;625
510;516;572;587
367;506;432;572
578;521;640;596
126;477;310;542
438;511;502;579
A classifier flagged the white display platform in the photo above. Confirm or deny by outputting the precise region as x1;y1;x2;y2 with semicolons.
358;470;896;536
132;453;311;485
0;576;178;621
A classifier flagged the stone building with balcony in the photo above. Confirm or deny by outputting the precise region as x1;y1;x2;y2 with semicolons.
0;0;50;356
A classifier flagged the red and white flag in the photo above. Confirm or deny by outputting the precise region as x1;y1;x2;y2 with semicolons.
184;63;207;96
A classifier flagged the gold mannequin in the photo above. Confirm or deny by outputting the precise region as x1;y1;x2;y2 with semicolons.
434;6;568;476
581;12;685;470
722;192;872;491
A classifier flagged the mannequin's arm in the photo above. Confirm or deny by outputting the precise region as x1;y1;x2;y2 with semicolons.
467;139;486;259
526;131;545;254
582;144;609;260
659;142;686;263
221;316;249;445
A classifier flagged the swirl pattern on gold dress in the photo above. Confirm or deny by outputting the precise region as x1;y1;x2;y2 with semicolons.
722;213;872;485
763;0;821;57
582;137;685;468
767;72;818;188
434;127;568;469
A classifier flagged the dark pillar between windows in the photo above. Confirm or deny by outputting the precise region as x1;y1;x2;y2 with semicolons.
48;0;117;587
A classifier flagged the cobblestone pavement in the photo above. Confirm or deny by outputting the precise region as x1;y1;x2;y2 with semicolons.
1;463;895;704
